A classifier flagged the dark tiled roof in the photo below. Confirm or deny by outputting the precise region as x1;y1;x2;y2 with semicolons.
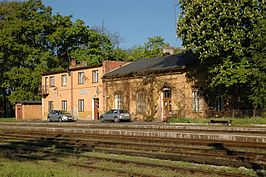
42;64;102;76
103;52;196;78
16;101;42;105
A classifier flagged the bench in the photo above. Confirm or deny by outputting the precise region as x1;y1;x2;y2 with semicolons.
208;119;232;126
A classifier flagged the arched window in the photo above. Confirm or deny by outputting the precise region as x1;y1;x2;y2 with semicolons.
114;94;122;109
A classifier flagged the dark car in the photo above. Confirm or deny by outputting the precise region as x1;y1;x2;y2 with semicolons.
47;110;75;122
100;109;131;123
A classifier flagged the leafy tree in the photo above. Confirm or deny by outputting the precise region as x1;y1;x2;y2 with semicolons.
250;17;266;108
177;0;265;108
92;25;124;49
128;36;170;61
0;0;112;105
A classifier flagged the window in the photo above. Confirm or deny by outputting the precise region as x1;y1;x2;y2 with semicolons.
114;94;122;109
44;77;49;94
136;92;146;114
61;74;67;86
48;101;53;112
192;89;201;112
78;99;84;112
78;72;85;84
62;100;67;111
92;70;99;83
49;76;55;87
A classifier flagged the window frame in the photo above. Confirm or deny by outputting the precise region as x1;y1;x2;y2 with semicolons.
49;76;55;87
92;70;99;83
48;101;54;112
78;99;84;112
192;89;201;112
61;74;67;86
136;92;146;114
114;94;122;109
78;72;85;85
62;100;67;111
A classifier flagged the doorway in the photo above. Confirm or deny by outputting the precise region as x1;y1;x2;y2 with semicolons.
93;98;99;120
16;104;23;120
161;87;172;121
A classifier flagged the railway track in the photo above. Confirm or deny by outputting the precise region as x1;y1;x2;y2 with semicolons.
0;122;265;176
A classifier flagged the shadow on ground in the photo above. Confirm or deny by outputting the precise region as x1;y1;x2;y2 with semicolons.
210;143;265;177
0;134;92;162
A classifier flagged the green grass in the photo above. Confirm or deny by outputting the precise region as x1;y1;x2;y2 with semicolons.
0;151;261;177
168;117;266;125
82;152;259;177
0;118;16;122
0;157;124;177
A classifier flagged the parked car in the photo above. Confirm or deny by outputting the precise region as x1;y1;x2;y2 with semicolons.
100;109;131;123
47;110;75;122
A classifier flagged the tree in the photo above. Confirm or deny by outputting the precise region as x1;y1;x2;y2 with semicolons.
177;0;265;108
128;36;170;61
250;17;266;108
92;25;124;49
0;0;112;105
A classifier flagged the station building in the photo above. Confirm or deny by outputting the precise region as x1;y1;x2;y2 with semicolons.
40;60;128;120
102;52;207;121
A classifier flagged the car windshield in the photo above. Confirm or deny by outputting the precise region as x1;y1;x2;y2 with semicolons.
120;110;128;113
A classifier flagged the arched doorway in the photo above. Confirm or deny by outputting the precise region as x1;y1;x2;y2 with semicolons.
162;87;172;121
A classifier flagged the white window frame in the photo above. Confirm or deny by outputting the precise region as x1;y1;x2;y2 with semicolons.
61;74;67;86
78;72;85;84
92;70;99;83
114;94;122;109
192;89;201;112
62;100;67;111
78;99;84;112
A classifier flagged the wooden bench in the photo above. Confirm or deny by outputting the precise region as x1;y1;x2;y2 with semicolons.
208;119;232;126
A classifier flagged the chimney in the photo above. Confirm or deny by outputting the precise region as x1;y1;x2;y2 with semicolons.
69;59;77;68
163;47;174;55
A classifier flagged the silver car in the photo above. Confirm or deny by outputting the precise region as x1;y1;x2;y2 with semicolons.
47;110;75;122
100;109;131;123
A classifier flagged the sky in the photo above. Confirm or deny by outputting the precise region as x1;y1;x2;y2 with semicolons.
42;0;182;49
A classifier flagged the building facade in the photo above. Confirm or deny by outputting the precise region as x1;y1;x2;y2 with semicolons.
15;101;42;120
40;60;128;120
103;53;207;121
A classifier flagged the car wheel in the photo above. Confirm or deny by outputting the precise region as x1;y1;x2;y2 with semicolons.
58;117;62;122
114;116;119;123
100;116;104;123
47;117;51;122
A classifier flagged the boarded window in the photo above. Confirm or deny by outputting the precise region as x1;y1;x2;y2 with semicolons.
48;101;53;111
136;92;146;114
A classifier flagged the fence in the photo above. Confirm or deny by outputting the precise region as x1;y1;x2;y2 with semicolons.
206;109;266;118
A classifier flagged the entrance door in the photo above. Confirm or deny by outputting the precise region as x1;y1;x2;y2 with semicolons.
162;87;172;120
93;98;99;120
16;104;23;120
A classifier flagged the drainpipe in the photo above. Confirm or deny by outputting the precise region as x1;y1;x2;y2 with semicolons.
71;71;74;115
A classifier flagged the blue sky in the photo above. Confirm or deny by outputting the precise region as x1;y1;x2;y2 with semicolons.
42;0;182;49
